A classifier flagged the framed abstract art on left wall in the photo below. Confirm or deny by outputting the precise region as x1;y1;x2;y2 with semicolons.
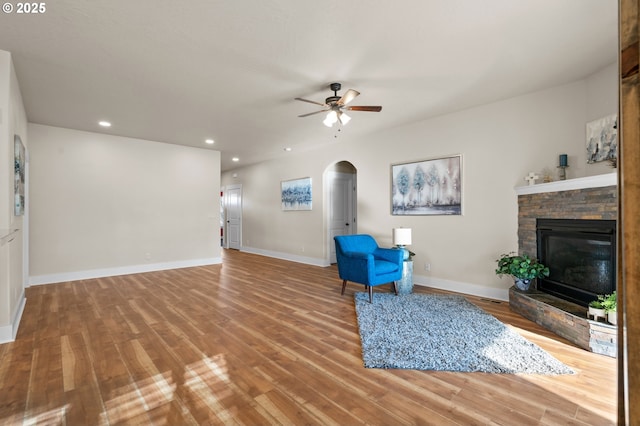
281;177;312;211
14;135;25;216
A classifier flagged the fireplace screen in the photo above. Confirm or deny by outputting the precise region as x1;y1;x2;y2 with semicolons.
536;219;616;306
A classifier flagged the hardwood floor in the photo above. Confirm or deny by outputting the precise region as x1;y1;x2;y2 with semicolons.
0;249;616;425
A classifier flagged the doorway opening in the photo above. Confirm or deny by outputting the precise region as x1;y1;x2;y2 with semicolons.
325;161;357;264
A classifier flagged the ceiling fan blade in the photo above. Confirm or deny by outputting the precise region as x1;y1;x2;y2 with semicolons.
337;89;360;106
346;105;382;112
298;109;329;118
295;97;327;107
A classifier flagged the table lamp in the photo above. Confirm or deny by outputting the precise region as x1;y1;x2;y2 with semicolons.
393;228;412;260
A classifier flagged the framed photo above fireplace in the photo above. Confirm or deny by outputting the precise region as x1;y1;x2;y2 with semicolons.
391;155;462;216
586;114;617;164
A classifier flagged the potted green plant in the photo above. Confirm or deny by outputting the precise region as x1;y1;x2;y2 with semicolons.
602;292;617;325
495;252;550;291
588;298;606;321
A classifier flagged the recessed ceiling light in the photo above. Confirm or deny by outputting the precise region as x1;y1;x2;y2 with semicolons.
205;139;214;145
232;157;239;162
284;147;292;152
98;121;111;127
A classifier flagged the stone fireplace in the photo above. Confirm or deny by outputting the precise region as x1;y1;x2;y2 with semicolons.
510;173;618;357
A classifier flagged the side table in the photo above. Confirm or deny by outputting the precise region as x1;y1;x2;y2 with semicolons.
395;260;413;295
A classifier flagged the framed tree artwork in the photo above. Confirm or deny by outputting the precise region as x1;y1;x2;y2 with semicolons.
391;154;462;216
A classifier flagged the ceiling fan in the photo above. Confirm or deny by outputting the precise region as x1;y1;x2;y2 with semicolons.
295;83;382;127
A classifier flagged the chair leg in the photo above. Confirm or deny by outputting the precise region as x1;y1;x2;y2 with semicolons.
369;286;373;303
391;281;398;295
341;279;348;295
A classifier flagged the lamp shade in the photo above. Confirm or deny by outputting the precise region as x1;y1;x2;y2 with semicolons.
393;228;412;246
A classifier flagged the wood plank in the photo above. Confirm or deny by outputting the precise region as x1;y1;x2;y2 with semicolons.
619;0;640;423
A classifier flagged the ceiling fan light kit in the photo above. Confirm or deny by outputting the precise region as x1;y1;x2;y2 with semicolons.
295;82;382;128
323;110;338;127
338;111;351;125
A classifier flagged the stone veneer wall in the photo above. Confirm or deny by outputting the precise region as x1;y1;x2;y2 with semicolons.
517;186;617;256
509;288;618;357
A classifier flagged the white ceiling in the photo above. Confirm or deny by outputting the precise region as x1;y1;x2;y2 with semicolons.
0;0;617;171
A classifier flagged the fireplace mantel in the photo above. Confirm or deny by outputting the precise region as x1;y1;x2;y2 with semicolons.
515;172;617;195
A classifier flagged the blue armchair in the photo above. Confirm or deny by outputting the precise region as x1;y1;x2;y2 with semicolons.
334;234;403;303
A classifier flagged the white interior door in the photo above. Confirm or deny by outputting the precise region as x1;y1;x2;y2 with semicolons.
329;171;356;263
226;184;242;250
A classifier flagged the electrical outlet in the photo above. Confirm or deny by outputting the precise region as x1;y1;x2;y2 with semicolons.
424;263;431;272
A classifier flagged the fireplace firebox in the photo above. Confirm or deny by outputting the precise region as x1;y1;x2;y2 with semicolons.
536;218;616;306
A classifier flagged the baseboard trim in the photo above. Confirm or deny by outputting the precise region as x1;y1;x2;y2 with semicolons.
235;249;507;299
29;257;223;286
414;274;509;301
240;246;329;267
0;290;26;344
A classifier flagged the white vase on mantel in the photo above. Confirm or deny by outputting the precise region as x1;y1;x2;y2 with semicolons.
607;311;617;325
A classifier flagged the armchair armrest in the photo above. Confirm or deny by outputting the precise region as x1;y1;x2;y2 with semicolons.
373;247;403;264
343;251;372;261
340;251;375;272
337;251;374;283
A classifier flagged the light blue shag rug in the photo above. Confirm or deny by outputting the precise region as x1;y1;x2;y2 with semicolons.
354;292;574;374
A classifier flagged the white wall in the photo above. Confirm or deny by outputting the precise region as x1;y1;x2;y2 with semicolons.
222;64;618;300
0;50;28;342
28;124;222;284
0;51;10;328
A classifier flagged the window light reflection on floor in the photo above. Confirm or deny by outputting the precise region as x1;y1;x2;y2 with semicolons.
101;371;176;424
99;354;229;424
23;404;70;426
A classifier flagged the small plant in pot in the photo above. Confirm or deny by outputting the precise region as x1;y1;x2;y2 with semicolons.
588;296;607;322
495;252;550;291
602;292;617;325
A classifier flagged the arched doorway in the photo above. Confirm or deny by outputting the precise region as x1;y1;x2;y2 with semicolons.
326;161;357;264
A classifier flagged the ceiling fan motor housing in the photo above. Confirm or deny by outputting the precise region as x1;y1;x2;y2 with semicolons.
326;82;342;105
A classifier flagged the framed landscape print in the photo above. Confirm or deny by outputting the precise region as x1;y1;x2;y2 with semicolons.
391;154;462;216
281;177;312;211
